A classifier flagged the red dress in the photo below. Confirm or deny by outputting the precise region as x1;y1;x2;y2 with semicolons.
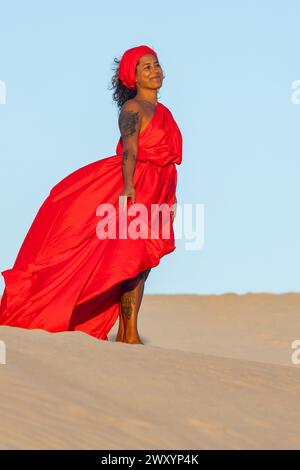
0;102;182;340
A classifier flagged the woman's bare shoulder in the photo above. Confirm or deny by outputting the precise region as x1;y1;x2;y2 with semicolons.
118;100;143;137
120;98;143;114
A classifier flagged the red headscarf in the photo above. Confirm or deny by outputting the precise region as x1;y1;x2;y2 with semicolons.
118;45;158;90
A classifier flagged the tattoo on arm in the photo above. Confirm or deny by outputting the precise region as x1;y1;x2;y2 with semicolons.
122;149;129;164
119;110;140;137
122;150;136;166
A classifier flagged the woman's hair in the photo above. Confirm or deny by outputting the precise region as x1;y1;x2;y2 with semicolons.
109;57;137;110
109;55;163;110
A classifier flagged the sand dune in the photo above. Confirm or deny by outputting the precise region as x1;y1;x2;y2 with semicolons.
131;293;300;366
0;293;300;449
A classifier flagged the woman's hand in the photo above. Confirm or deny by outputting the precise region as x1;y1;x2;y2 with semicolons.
119;183;136;210
171;194;177;223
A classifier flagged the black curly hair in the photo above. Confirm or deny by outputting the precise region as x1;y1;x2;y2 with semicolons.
109;55;163;110
109;57;137;110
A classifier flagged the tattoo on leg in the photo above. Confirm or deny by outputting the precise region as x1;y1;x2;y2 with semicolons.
121;291;135;320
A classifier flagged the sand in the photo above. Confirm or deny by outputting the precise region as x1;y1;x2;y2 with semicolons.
0;293;300;449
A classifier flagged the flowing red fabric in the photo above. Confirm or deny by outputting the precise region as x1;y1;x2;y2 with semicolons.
0;102;182;341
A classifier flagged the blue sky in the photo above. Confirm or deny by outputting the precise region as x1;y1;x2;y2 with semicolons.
0;0;299;294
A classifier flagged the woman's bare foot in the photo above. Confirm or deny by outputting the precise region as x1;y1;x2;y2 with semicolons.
115;311;125;342
117;269;151;345
115;332;124;342
115;309;144;344
123;334;144;345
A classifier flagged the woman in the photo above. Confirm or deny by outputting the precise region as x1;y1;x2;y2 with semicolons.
0;45;182;344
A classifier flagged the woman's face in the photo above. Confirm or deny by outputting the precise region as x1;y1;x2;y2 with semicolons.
135;54;163;89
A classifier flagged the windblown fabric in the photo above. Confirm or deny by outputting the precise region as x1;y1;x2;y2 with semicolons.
0;102;182;340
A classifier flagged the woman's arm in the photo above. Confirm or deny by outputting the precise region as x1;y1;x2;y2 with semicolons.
118;100;142;208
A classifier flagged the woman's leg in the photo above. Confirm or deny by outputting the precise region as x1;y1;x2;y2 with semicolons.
115;268;151;344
